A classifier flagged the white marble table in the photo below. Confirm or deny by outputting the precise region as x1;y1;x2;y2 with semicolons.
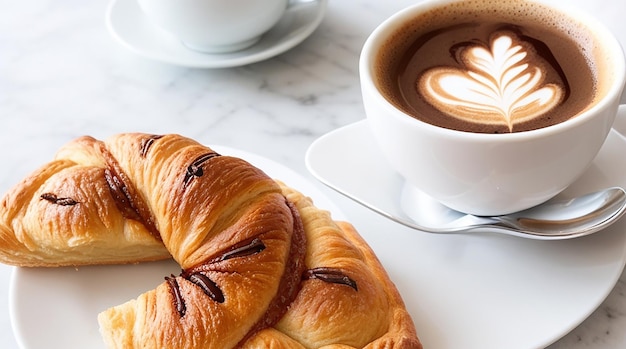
1;0;626;348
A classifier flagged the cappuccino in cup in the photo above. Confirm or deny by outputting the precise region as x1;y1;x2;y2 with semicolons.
361;0;625;215
375;1;599;133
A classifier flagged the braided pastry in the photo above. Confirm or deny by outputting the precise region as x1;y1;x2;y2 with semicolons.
0;134;421;348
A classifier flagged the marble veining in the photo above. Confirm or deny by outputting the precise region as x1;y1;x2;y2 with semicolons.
1;0;626;348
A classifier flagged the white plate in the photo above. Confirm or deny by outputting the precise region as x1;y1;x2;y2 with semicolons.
305;105;626;349
9;146;344;349
105;0;327;68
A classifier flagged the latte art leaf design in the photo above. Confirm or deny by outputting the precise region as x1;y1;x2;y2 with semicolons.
419;33;564;132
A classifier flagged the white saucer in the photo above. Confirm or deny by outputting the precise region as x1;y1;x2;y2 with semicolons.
105;0;328;68
305;105;626;348
9;145;344;349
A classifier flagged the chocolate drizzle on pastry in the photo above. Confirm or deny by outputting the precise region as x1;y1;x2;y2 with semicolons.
40;193;79;206
219;237;266;262
304;267;358;291
102;148;160;241
104;168;142;222
169;238;268;317
167;272;224;318
183;152;221;188
139;134;164;157
188;272;225;303
165;275;187;317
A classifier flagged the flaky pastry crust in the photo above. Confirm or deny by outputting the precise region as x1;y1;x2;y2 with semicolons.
0;133;421;348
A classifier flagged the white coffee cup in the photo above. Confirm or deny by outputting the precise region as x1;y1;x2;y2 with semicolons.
360;0;626;216
137;0;307;53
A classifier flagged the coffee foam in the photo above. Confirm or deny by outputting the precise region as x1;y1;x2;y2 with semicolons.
375;0;601;133
418;31;564;131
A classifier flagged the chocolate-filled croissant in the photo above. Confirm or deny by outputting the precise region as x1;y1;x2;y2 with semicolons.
0;133;421;348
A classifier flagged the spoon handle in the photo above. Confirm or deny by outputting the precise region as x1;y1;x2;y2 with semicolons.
493;187;626;238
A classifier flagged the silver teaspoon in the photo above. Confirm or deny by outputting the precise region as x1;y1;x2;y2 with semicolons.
397;185;626;239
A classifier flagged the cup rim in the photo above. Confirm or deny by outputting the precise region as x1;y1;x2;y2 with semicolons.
359;0;626;141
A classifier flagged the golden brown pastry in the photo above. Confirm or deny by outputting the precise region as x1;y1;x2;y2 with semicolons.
0;133;421;348
0;136;170;266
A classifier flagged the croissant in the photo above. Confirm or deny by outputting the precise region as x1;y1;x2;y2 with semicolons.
0;133;421;348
